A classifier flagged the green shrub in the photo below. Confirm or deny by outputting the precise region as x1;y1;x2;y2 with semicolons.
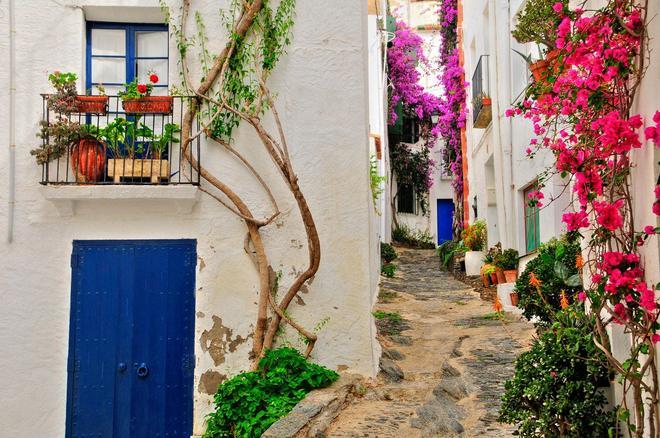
392;223;435;249
494;248;519;271
514;235;582;325
203;348;339;438
381;263;397;278
499;314;615;436
380;242;398;263
437;240;465;270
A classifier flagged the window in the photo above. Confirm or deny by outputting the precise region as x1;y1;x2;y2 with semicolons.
397;184;416;214
523;184;541;253
86;22;169;96
402;115;421;144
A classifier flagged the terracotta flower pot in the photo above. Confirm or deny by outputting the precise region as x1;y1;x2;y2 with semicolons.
72;139;106;182
122;96;173;114
75;95;108;114
510;292;520;307
545;49;561;73
504;269;518;283
496;269;506;284
530;59;549;83
490;272;498;285
482;273;490;288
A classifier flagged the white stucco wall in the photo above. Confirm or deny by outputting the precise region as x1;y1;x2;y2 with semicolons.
0;0;379;436
463;0;571;254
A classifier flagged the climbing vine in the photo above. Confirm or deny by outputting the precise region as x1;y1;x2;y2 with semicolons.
507;1;659;435
435;0;467;238
164;0;322;366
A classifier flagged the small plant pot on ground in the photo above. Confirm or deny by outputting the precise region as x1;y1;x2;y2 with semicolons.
122;96;174;114
510;292;520;307
481;273;490;288
504;270;518;283
490;272;498;285
71;139;106;183
75;95;108;114
464;250;485;276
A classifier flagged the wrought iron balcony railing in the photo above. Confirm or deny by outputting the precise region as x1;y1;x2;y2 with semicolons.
472;55;492;128
38;95;201;185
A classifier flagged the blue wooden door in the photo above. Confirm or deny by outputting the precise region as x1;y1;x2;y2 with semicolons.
436;199;455;244
66;240;196;438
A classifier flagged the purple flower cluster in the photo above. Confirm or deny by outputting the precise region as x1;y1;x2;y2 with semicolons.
433;0;467;195
387;21;441;125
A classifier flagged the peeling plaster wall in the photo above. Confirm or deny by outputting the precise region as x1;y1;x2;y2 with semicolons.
0;0;379;436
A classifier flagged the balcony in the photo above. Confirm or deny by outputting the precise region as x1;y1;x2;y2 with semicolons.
472;55;492;129
38;95;201;186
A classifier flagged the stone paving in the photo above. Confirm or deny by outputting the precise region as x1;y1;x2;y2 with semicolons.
326;248;535;437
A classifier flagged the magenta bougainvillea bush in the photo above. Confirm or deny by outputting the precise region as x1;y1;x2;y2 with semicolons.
434;0;467;235
387;21;441;126
507;1;659;434
387;21;441;213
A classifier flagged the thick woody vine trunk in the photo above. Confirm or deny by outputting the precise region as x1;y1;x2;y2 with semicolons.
178;0;322;364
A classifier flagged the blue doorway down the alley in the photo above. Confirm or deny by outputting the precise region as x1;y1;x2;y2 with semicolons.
436;199;454;244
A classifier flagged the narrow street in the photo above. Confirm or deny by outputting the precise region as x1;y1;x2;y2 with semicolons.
328;249;535;437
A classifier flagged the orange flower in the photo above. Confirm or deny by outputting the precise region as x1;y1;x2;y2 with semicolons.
560;290;570;309
494;295;503;313
529;272;542;288
575;254;584;270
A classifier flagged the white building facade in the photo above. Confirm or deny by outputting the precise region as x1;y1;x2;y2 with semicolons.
0;1;380;436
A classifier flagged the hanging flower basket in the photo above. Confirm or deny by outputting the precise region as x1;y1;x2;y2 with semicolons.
75;95;108;114
71;139;106;183
122;96;174;114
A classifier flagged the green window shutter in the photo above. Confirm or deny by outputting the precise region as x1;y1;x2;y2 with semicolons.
524;186;541;253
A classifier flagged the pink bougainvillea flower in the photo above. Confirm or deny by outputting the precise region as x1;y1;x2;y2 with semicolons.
644;225;656;235
613;303;628;324
653;334;660;344
552;2;564;14
594;200;624;231
637;283;657;312
562;210;590;231
603;251;623;268
645;111;660;145
578;291;587;302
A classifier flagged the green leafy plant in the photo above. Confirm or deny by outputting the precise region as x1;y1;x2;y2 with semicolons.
514;235;582;326
381;263;397;278
380;242;398;263
203;347;338;438
140;123;182;159
370;155;387;205
31;118;101;164
494;248;519;271
499;314;615;436
47;71;79;114
437;239;465;270
392;223;435;249
511;0;568;48
462;220;487;251
118;78;154;101
373;310;402;323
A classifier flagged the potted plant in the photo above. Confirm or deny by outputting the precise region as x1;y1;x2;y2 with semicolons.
32;118;106;182
463;220;487;276
119;73;173;114
494;248;520;283
480;264;492;287
103;118;180;183
511;0;566;83
47;71;108;114
509;290;520;306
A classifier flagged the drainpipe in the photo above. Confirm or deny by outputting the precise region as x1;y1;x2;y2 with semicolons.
7;0;16;243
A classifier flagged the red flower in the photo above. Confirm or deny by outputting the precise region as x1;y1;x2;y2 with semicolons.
594;200;624;231
137;84;148;94
149;74;159;84
562;210;590;231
